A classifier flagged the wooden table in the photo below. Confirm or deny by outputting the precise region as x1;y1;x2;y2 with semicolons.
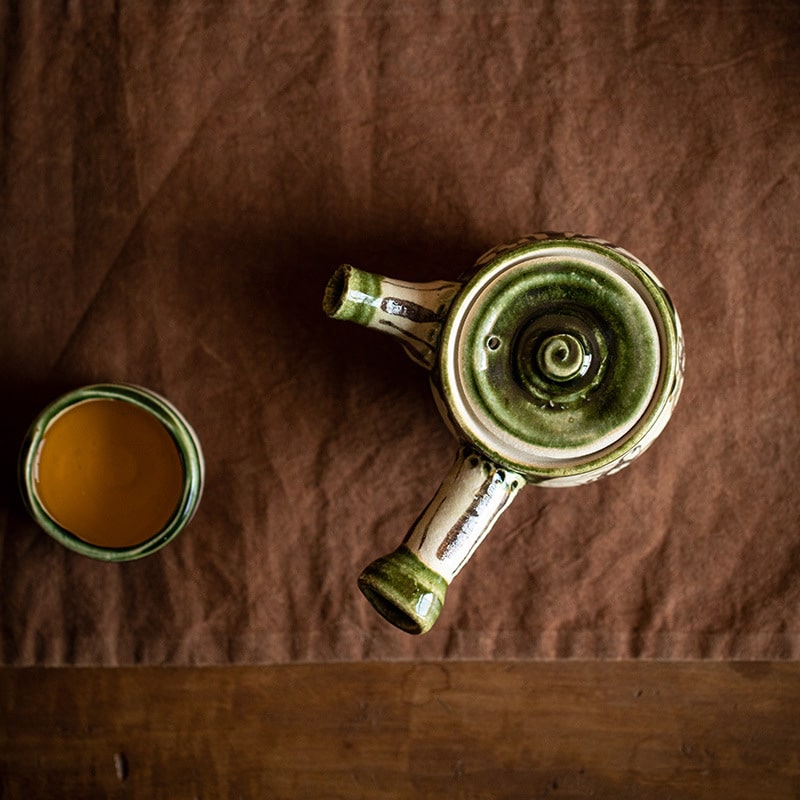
1;662;797;798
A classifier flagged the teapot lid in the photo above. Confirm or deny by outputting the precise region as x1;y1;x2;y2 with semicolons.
436;234;683;485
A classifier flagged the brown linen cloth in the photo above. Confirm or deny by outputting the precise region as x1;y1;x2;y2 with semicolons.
1;1;798;664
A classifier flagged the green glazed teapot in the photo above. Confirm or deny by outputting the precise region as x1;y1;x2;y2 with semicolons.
323;233;684;634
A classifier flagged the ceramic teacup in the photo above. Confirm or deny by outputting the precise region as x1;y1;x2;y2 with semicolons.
18;383;204;561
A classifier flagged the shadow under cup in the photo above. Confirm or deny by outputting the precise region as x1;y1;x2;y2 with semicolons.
18;384;205;561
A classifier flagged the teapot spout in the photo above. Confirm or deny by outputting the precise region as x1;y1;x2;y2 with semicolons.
323;265;461;369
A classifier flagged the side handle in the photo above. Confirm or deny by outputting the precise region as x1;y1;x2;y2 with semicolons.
357;447;523;634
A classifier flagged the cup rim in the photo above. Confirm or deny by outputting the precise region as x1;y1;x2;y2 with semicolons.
18;383;205;562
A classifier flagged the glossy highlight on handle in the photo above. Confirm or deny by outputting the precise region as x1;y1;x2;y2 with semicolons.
358;447;523;634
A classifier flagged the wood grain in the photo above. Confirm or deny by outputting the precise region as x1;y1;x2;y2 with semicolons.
1;662;798;799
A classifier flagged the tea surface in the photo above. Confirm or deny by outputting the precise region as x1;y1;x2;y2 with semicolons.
34;399;184;548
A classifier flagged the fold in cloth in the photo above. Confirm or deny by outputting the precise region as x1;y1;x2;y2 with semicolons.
1;1;798;663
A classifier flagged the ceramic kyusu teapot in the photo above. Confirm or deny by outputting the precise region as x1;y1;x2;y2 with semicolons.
323;233;684;635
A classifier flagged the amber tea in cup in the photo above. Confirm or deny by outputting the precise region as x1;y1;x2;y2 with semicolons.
19;384;204;561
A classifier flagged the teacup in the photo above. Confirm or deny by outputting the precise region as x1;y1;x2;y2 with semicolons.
18;383;204;561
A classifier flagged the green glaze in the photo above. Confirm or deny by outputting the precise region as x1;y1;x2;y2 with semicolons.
452;255;659;460
438;237;681;483
18;383;205;562
322;265;382;327
357;545;449;635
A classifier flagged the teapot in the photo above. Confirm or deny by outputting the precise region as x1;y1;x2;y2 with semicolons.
323;233;684;634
